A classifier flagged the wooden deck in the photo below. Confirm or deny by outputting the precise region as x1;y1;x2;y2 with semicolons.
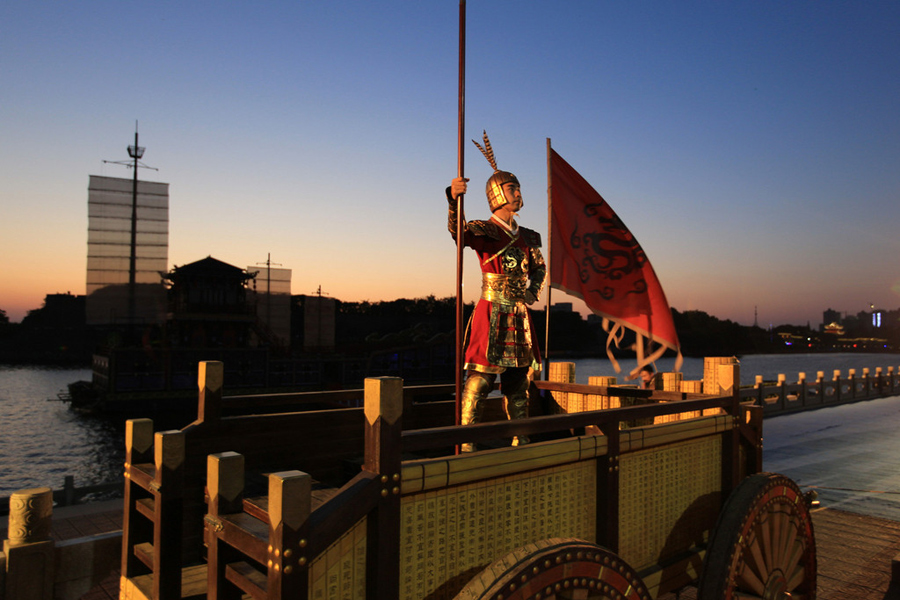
4;502;899;599
814;507;900;599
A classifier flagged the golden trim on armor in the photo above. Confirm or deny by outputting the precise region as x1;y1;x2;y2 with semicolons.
464;362;504;374
486;303;533;368
481;273;526;305
528;246;547;300
481;239;517;267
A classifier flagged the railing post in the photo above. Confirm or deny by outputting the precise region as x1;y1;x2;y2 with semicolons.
833;370;842;403
875;367;884;396
798;372;807;407
718;363;742;494
198;360;224;424
816;371;825;406
267;471;311;600
754;375;765;408
3;488;55;600
363;377;403;600
862;368;871;398
206;451;244;600
122;418;154;581
777;374;786;411
549;362;576;412
704;357;738;418
154;430;185;600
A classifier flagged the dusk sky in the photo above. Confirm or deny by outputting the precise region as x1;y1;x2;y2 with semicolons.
2;1;898;329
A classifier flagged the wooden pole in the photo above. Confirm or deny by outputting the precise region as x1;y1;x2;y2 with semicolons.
543;138;553;379
455;0;466;427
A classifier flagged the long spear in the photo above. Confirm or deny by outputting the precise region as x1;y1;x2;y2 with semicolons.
544;137;552;379
455;0;466;428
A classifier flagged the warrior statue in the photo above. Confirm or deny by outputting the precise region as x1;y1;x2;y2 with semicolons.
447;132;546;451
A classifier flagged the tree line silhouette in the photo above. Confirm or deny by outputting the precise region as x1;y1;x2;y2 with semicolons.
1;295;896;365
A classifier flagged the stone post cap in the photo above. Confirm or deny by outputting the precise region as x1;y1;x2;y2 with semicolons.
8;487;53;545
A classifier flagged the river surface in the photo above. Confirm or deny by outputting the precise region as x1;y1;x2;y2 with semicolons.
0;365;120;497
3;353;900;520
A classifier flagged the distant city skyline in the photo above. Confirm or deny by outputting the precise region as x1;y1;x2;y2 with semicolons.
2;2;898;328
8;282;894;334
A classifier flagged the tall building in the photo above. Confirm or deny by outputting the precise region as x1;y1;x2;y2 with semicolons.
822;308;841;327
247;263;292;346
85;175;169;325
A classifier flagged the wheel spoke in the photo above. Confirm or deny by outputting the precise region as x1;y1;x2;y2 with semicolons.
786;555;809;591
744;532;769;588
759;512;775;574
697;475;816;600
783;535;806;580
737;560;767;596
781;512;803;573
766;508;782;571
774;509;795;572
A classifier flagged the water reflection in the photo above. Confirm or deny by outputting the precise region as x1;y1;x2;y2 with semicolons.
0;366;124;496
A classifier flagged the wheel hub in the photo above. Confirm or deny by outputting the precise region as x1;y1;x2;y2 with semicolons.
763;568;789;599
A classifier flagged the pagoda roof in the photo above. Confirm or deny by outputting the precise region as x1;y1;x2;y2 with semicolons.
166;256;255;280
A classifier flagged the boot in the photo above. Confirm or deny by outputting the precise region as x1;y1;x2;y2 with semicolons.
502;368;531;446
460;372;494;452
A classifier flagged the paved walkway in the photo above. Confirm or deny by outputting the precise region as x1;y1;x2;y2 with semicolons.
0;499;122;600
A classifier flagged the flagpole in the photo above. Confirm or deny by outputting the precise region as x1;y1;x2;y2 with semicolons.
544;137;552;380
455;0;466;428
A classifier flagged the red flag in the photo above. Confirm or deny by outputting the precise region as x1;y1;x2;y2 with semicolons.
549;148;681;373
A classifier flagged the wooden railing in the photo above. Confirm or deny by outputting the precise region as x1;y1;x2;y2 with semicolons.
197;367;753;600
2;357;898;599
738;366;900;416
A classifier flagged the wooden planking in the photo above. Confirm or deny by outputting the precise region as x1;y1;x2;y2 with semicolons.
812;507;900;599
119;564;206;600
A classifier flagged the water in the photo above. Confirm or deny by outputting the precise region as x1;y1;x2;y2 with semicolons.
764;395;900;521
3;354;900;521
0;365;124;497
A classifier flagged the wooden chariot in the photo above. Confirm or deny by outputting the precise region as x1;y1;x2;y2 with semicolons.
119;359;816;600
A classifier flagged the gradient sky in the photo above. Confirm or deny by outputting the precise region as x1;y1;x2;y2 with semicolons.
2;1;898;328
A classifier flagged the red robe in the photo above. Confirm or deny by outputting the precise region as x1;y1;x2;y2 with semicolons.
451;210;546;374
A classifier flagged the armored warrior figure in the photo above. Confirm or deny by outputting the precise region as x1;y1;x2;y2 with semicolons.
447;132;546;451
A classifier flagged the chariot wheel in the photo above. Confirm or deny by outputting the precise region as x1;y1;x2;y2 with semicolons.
697;473;816;600
456;538;651;600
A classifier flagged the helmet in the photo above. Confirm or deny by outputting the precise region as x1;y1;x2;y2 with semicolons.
472;131;520;212
486;170;520;212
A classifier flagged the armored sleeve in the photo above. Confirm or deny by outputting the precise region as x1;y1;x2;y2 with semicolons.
528;246;547;301
445;187;501;243
446;187;462;239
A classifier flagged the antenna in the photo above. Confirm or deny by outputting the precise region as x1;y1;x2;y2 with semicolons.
255;253;283;326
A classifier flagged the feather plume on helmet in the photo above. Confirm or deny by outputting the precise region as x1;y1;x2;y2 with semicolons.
472;131;521;212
